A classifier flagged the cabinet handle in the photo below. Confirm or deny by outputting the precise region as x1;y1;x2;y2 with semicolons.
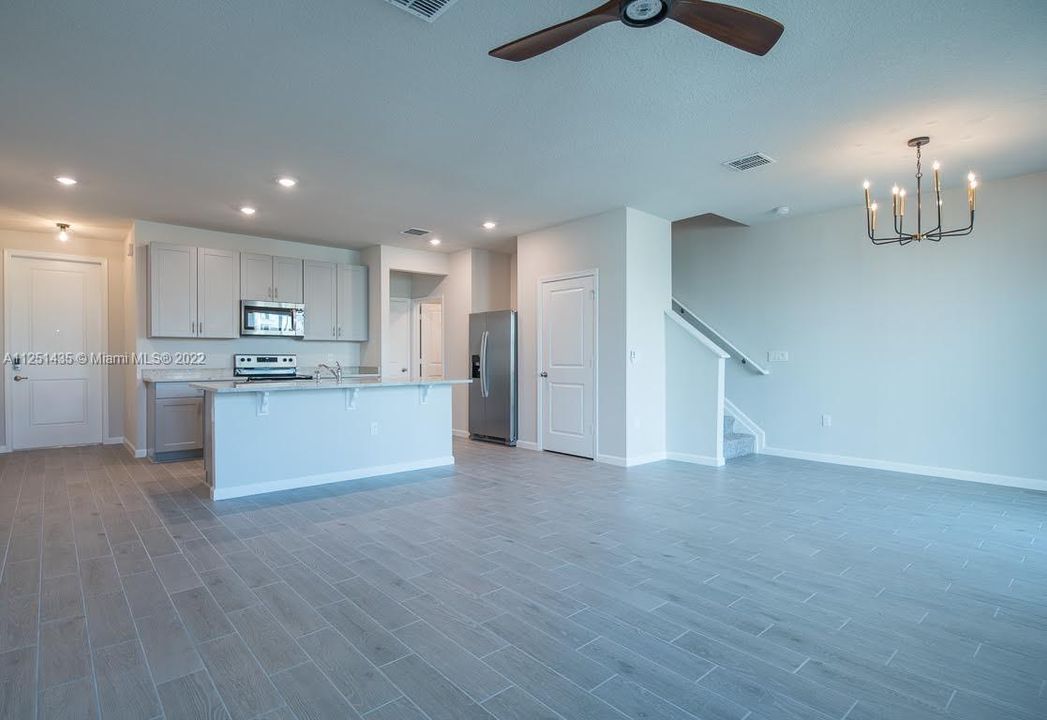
274;287;279;300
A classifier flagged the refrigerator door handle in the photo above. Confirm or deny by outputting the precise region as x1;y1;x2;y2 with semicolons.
480;330;490;398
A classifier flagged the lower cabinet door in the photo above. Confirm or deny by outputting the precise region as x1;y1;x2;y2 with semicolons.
155;397;204;452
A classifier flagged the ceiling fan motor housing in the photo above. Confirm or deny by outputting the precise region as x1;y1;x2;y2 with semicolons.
620;0;672;28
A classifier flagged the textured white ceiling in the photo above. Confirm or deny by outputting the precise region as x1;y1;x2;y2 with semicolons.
1;0;1045;249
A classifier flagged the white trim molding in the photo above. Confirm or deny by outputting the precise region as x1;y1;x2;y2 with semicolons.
763;446;1047;493
211;456;456;501
452;428;470;438
666;452;725;467
123;438;147;459
597;452;667;468
724;398;765;453
516;440;540;452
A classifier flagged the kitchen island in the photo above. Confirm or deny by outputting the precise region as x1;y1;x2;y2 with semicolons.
190;378;470;500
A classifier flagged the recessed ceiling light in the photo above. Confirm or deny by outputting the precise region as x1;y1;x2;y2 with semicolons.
277;176;298;188
240;206;257;216
55;176;77;186
429;238;441;246
56;223;71;242
482;221;497;230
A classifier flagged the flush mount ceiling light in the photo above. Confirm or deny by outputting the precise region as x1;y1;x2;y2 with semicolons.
863;137;978;246
277;176;298;188
239;206;257;216
55;176;77;186
56;223;71;242
429;238;442;246
482;221;498;230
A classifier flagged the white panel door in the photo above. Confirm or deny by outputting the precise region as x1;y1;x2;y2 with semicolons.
149;243;197;338
336;264;369;341
7;254;105;449
197;248;239;339
303;261;337;340
418;302;444;379
385;298;411;379
240;252;274;300
273;256;303;303
540;275;595;458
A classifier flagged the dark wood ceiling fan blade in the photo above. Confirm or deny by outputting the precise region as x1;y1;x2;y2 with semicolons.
669;0;784;56
489;1;620;62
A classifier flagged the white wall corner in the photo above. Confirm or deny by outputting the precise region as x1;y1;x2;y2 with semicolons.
516;440;540;452
122;438;147;459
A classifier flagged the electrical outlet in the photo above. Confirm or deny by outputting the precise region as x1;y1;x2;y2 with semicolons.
370;422;379;436
822;414;832;428
768;350;789;362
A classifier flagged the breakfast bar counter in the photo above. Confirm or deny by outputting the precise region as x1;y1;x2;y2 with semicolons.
191;378;470;500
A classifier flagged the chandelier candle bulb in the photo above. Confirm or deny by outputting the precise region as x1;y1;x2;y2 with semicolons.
968;179;977;210
899;188;906;216
870;202;878;230
933;161;941;193
863;180;871;209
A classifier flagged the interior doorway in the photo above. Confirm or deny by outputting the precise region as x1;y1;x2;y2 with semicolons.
414;299;444;380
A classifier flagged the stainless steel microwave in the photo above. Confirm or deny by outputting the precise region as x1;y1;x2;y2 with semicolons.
240;300;305;338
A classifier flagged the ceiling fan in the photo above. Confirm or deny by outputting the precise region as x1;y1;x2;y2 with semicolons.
489;0;784;62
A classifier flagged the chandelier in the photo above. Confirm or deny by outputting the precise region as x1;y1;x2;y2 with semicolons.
863;137;977;246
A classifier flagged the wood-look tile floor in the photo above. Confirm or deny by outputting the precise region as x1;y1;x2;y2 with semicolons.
1;440;1045;720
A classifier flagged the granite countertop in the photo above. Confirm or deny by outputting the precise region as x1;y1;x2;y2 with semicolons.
190;378;471;394
141;368;235;383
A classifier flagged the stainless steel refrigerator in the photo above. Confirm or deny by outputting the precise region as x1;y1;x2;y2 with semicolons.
469;310;518;446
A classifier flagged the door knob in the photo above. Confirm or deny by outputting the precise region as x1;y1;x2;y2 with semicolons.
13;375;29;382
539;371;548;378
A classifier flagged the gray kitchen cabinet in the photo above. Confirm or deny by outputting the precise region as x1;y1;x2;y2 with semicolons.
303;260;337;340
148;382;204;461
273;256;304;303
149;243;238;338
197;247;239;338
149;243;197;338
337;264;369;342
302;262;368;342
241;252;275;300
240;253;303;302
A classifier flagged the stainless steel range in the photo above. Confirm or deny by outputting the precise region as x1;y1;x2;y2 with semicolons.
233;354;313;382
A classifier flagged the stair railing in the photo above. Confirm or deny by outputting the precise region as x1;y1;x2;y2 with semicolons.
671;298;770;375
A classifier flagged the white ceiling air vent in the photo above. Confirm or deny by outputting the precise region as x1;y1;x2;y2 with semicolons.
401;228;431;237
382;0;460;22
722;152;776;172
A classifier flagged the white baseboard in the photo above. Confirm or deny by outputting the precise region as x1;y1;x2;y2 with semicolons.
597;452;667;468
104;436;124;446
452;428;470;438
0;445;9;454
666;452;725;467
122;438;147;459
210;456;456;501
763;447;1047;493
516;440;540;452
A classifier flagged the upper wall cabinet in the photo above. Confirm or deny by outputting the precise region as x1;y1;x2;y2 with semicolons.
337;264;369;342
149;243;239;339
302;262;368;342
240;253;304;303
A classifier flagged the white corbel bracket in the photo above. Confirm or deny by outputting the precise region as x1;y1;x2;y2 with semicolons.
419;384;432;405
345;387;359;410
257;391;270;416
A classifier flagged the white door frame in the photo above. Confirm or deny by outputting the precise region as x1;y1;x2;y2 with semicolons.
3;249;110;451
411;295;444;381
536;269;598;458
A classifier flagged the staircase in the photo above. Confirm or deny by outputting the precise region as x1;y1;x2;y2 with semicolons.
723;413;756;460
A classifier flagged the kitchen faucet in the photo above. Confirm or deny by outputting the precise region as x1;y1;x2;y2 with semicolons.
316;362;342;382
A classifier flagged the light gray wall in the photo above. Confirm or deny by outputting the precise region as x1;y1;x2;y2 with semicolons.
666;314;724;464
518;209;628;457
673;171;1047;482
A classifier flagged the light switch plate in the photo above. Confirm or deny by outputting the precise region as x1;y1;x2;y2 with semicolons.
768;350;789;362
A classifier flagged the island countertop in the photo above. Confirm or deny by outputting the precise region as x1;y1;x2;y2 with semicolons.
190;378;471;394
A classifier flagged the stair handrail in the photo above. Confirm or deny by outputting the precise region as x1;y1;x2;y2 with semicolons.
671;298;770;375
